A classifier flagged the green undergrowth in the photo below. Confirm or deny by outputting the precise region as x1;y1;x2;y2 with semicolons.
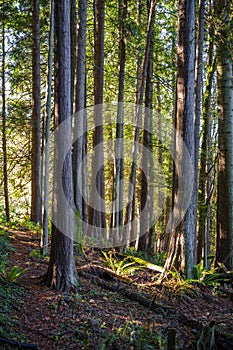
124;247;166;267
0;228;29;348
0;229;28;283
100;248;224;298
74;322;166;350
162;263;224;296
0;281;28;348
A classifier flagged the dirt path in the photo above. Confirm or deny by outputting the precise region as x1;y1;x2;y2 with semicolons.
5;230;233;349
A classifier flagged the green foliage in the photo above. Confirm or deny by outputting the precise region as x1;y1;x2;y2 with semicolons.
0;265;28;283
196;325;215;350
0;229;28;283
124;246;166;267
30;248;50;261
193;261;208;280
115;319;166;350
98;334;116;350
0;230;13;270
101;251;145;276
123;254;164;273
0;282;27;344
165;262;222;295
165;269;192;294
30;248;43;258
192;262;221;287
20;220;41;234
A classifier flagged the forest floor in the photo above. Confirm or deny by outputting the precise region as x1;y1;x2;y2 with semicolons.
1;227;233;350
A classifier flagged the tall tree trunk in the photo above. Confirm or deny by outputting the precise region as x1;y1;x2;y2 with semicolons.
88;0;106;237
112;0;127;246
135;0;142;108
46;0;78;292
194;0;205;263
1;11;10;222
146;50;155;255
123;0;156;245
164;25;177;253
165;0;196;278
31;0;42;224
73;0;87;234
205;97;216;270
41;0;54;255
130;0;142;244
138;29;154;253
197;26;216;265
70;0;77;115
215;0;233;270
154;80;164;253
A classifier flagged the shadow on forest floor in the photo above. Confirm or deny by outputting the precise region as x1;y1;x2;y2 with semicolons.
0;227;233;349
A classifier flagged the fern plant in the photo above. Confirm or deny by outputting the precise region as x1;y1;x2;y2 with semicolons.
0;265;28;283
101;251;145;276
192;262;221;286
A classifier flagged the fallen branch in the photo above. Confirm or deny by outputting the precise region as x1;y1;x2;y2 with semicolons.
79;264;233;349
79;264;133;283
120;254;164;273
0;336;38;349
79;268;175;314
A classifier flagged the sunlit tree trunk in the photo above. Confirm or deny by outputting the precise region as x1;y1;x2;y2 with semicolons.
41;0;54;255
197;15;215;266
194;0;205;263
31;0;42;224
46;0;78;292
165;0;196;278
215;0;233;270
1;10;10;222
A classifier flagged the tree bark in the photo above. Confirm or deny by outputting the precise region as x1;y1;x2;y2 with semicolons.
70;0;77;115
138;25;154;253
31;0;42;224
1;9;10;222
165;0;196;278
112;0;127;246
41;0;54;255
194;0;205;264
123;0;156;245
88;0;106;236
130;0;143;244
46;0;78;291
73;0;87;235
197;16;216;266
215;0;233;270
